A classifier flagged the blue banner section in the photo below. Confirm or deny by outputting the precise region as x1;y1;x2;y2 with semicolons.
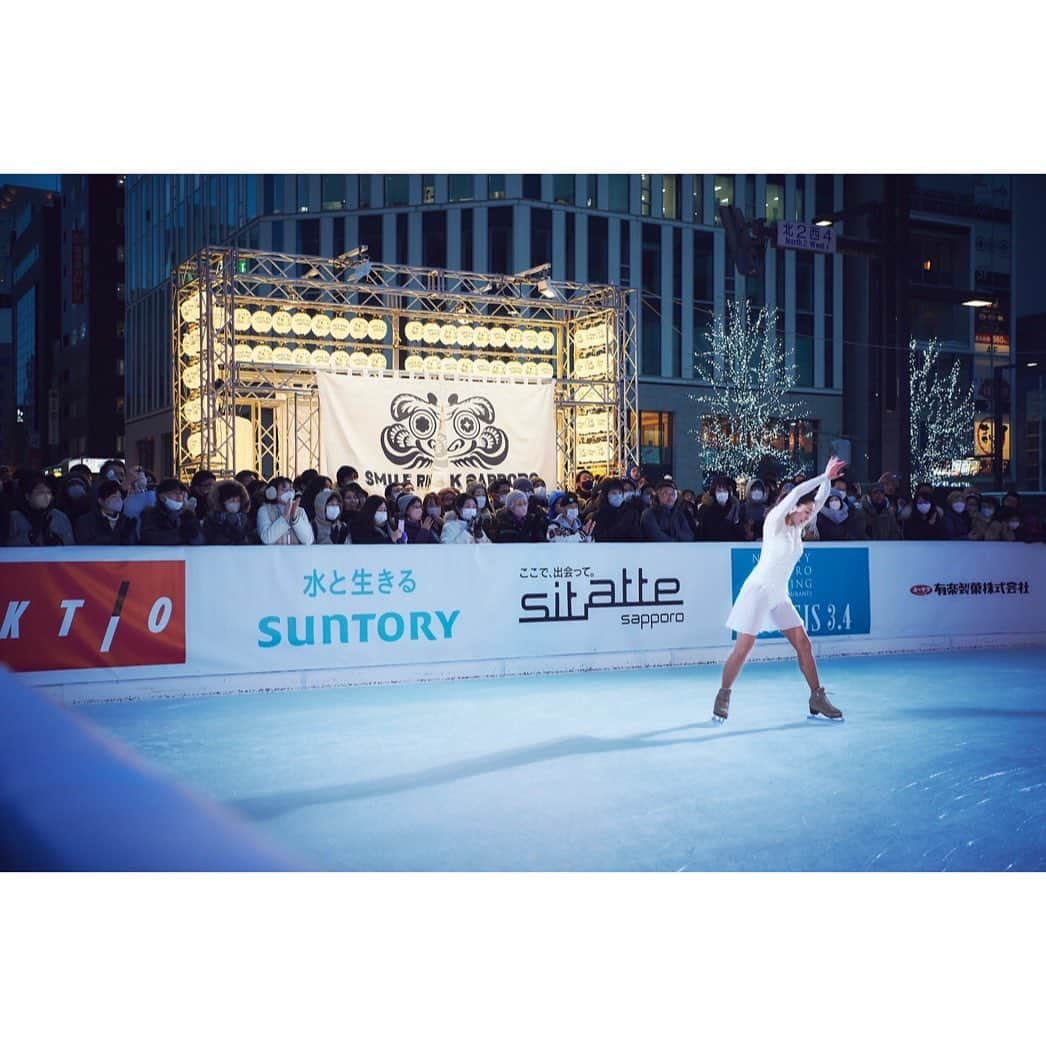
730;546;871;638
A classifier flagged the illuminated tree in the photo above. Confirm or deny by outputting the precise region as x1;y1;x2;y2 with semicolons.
691;301;810;481
909;337;976;486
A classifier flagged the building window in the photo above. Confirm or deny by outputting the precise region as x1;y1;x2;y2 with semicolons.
816;175;835;221
662;175;680;220
522;175;542;201
639;411;673;479
640;175;651;216
488;206;513;276
585;175;597;208
385;175;410;208
422;175;436;204
296;175;310;213
396;213;409;263
487;175;506;200
609;176;629;214
588;215;608;284
358;176;371;210
713;176;734;223
422;211;447;269
449;175;473;203
692;176;704;223
531;208;553;270
460;208;473;271
793;178;805;221
359;215;383;263
297;219;320;257
766;177;785;222
321;175;346;212
553;174;574;206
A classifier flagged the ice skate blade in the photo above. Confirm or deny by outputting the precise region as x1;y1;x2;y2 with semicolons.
712;714;727;725
806;713;845;723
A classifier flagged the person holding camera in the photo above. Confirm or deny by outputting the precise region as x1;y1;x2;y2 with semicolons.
257;476;314;546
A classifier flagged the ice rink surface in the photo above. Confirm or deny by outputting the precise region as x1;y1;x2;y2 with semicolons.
77;648;1046;871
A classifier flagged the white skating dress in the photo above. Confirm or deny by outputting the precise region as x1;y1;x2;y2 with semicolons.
725;471;831;635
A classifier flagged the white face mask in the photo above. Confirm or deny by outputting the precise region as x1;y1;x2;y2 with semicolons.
162;497;183;512
608;493;624;508
265;486;278;501
224;500;241;514
980;507;994;519
566;507;579;521
279;489;294;504
67;483;88;499
534;486;547;498
461;507;478;521
952;502;966;514
1008;519;1020;530
325;504;342;521
474;495;486;509
103;497;123;514
30;492;52;510
749;490;764;502
916;500;931;514
715;491;729;505
827;499;842;512
426;506;442;518
373;511;388;526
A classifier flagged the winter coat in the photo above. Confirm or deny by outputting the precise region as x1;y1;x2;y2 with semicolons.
312;489;351;545
203;509;252;545
860;497;902;540
592;501;643;542
696;497;745;542
640;504;694;542
440;513;491;544
139;504;205;546
6;507;75;547
940;494;973;540
547;512;593;543
74;506;139;546
403;517;440;544
739;497;769;541
902;504;945;540
491;507;546;543
816;507;851;541
257;501;315;546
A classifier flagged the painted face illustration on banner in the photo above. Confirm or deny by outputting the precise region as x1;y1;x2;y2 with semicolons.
380;391;509;469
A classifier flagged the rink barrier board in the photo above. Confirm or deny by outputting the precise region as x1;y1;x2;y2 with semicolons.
1;542;1044;703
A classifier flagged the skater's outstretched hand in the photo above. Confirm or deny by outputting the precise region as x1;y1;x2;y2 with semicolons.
825;455;847;481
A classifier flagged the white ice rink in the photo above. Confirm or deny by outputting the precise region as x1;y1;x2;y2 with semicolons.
78;647;1046;871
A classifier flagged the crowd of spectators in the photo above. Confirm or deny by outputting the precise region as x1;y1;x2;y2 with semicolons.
1;460;1042;548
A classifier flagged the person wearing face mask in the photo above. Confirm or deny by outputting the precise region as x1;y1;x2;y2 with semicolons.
547;492;595;542
697;476;744;542
489;480;513;513
492;489;546;543
256;476;315;546
312;488;350;545
739;480;770;541
300;474;334;523
139;479;205;546
338;482;367;531
74;479;139;546
641;478;694;542
992;506;1021;542
201;480;252;546
58;473;95;526
440;492;491;544
591;478;642;542
940;490;973;540
188;470;217;522
530;477;550;513
420;492;446;537
7;472;75;546
712;456;848;724
350;495;405;545
859;483;902;540
397;493;439;545
902;486;944;540
816;490;852;541
384;482;405;512
575;469;595;505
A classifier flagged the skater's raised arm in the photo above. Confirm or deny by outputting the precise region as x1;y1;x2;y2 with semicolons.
764;457;845;532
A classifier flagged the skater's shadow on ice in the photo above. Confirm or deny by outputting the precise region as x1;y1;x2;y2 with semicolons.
901;708;1046;720
229;720;811;822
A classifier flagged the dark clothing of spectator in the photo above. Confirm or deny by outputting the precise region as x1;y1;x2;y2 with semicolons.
403;518;440;545
816;508;851;541
940;497;972;540
75;506;139;546
697;498;745;542
592;501;643;542
860;497;902;540
202;509;253;546
491;507;546;543
6;506;75;547
903;504;945;540
140;504;205;546
641;504;694;542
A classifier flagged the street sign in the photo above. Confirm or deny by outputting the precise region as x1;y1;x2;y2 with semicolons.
777;221;836;253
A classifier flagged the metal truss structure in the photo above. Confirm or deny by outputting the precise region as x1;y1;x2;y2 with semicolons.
171;247;638;485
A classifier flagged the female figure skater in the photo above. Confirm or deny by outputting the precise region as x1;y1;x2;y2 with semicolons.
713;456;847;722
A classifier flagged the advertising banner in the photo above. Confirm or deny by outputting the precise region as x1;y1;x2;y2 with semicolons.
0;559;186;672
317;372;557;493
1;543;1043;699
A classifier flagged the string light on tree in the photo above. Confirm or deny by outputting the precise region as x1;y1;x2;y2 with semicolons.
909;337;976;486
690;301;811;482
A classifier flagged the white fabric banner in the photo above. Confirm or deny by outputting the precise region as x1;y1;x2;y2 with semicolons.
317;372;557;493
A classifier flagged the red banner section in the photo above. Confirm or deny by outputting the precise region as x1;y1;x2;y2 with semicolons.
0;561;186;672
